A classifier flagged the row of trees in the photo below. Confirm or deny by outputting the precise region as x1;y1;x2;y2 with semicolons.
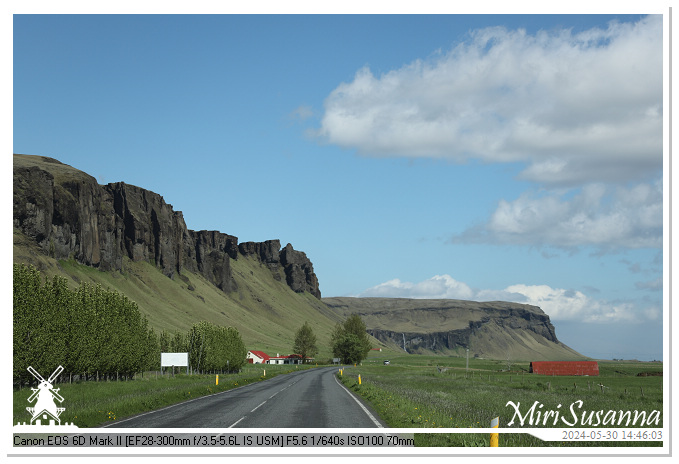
13;264;157;385
186;321;246;373
158;321;247;373
13;264;246;386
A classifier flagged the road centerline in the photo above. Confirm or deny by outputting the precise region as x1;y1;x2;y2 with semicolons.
228;417;245;428
250;401;267;412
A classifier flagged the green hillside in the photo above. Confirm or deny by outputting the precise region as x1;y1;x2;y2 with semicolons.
13;229;389;361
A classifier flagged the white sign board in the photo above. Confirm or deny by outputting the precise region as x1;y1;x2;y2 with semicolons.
161;352;189;367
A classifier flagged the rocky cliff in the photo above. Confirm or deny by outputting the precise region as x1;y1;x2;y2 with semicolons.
13;154;321;298
323;297;583;360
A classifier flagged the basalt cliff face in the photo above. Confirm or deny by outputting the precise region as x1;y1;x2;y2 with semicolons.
13;154;321;298
323;297;584;361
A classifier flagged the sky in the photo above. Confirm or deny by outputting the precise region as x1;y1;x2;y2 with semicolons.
10;6;670;361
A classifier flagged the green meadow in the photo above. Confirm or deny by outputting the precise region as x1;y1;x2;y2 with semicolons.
339;354;663;447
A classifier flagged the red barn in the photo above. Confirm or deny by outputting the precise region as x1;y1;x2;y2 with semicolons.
530;361;599;376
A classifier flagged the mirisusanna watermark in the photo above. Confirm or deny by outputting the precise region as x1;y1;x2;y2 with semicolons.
506;400;661;427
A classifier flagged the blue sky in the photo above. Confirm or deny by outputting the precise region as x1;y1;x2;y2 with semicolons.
11;8;668;361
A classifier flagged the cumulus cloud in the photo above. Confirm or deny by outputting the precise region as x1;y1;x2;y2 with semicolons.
451;179;662;249
358;275;474;299
316;16;662;187
358;274;656;323
503;283;638;322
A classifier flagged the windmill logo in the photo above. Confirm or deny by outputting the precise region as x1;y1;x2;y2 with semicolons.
14;365;78;429
26;365;65;425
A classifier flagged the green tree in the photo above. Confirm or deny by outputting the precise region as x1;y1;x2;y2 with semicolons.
170;331;186;352
159;330;171;353
293;321;318;363
331;314;372;364
186;321;246;373
333;334;367;365
14;264;163;384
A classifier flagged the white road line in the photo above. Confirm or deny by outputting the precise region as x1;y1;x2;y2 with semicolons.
250;401;266;412
228;416;245;428
333;372;383;428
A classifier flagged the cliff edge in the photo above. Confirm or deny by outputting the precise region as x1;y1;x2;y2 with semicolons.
323;297;584;361
13;154;321;298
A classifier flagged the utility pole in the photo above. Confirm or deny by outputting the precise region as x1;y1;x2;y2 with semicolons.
466;348;470;375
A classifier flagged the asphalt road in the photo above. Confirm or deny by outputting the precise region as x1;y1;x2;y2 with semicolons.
105;366;385;428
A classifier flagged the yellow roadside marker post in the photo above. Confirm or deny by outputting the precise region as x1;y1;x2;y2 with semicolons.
358;375;362;385
216;374;219;386
490;417;499;447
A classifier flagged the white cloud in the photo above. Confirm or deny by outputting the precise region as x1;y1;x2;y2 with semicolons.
317;16;662;187
358;275;474;300
451;179;662;249
503;283;637;323
358;274;656;323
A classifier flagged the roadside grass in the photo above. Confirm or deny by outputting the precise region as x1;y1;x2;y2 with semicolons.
13;364;314;428
338;357;663;447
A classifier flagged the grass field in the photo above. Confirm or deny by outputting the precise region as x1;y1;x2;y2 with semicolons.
13;364;314;428
13;353;664;449
339;354;663;447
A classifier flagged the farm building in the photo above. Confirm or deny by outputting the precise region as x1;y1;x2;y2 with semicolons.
530;361;599;376
247;350;271;364
247;351;314;365
268;354;313;365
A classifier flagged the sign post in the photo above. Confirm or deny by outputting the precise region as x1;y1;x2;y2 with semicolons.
490;417;499;447
161;353;189;375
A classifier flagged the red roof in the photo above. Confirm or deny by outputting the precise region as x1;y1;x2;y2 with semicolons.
530;361;599;376
248;350;271;361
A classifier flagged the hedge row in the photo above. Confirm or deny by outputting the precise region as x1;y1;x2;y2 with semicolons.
13;264;246;385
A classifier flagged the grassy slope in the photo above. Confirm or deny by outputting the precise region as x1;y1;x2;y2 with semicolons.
14;229;385;361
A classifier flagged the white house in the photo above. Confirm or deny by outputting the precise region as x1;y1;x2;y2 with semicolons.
268;354;312;365
247;350;313;365
247;350;271;364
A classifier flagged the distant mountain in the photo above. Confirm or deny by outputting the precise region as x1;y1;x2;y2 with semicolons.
322;297;585;361
14;153;584;361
